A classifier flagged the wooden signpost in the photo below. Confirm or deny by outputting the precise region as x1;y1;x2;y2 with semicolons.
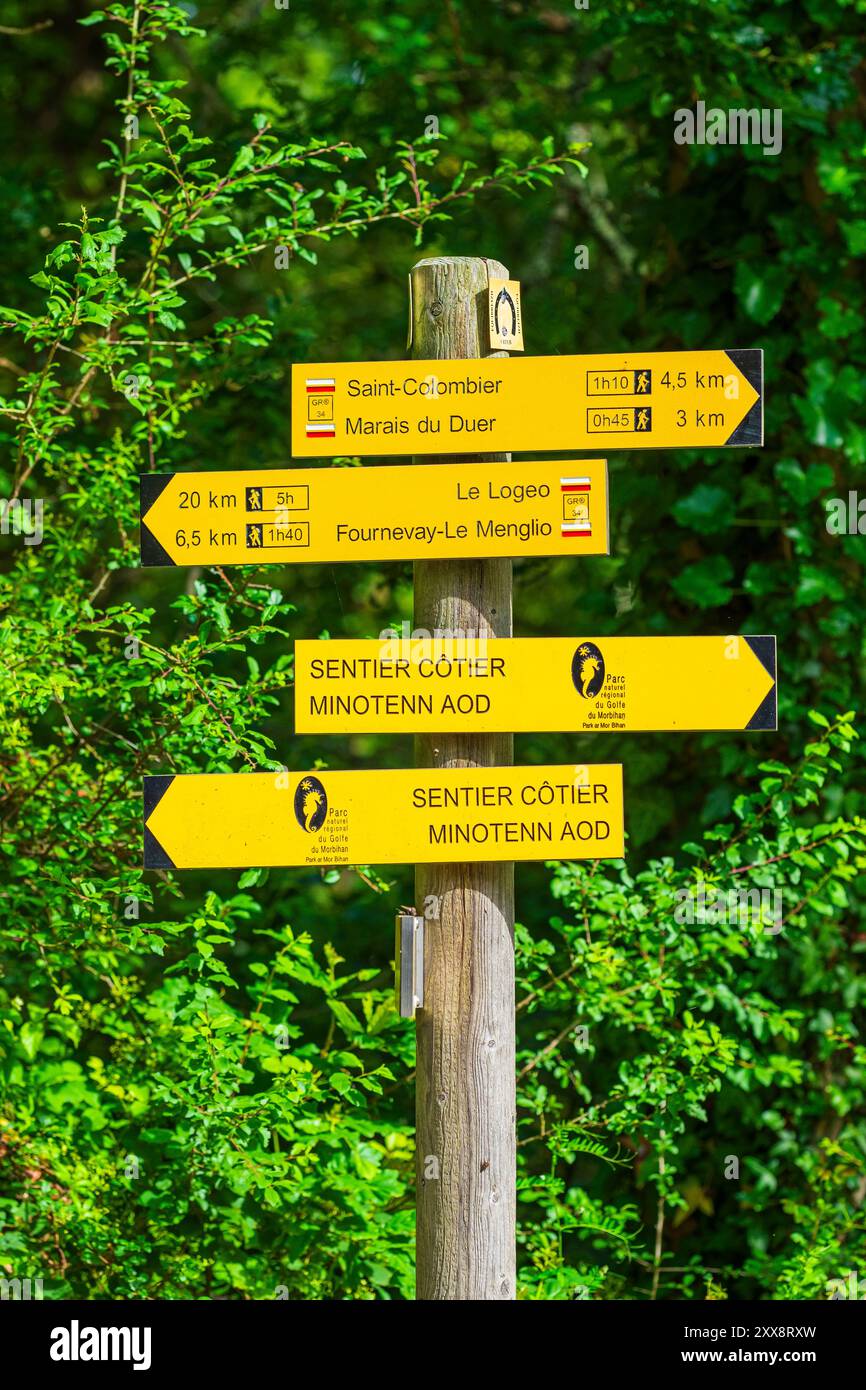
291;347;763;456
409;256;515;1301
294;634;778;735
141;252;770;1303
139;458;609;567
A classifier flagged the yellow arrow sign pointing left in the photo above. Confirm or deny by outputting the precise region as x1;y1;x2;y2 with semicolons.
294;635;777;735
139;459;610;566
143;764;625;869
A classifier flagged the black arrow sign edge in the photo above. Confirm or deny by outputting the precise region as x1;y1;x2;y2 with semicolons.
139;473;176;567
143;774;177;869
744;635;777;730
724;349;763;448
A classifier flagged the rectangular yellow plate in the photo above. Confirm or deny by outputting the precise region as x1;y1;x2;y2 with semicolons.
488;277;524;351
290;350;762;457
294;635;777;734
139;459;609;566
143;764;624;869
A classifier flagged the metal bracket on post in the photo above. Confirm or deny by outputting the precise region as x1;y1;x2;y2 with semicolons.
395;913;424;1017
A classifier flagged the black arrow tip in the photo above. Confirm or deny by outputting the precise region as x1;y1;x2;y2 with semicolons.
139;474;175;567
143;826;175;869
744;634;777;730
724;349;763;448
143;775;176;868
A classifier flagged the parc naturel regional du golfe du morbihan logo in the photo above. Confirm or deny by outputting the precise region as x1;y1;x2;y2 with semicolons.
571;642;606;700
294;776;329;833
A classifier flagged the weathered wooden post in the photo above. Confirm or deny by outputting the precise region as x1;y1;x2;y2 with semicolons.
410;256;516;1301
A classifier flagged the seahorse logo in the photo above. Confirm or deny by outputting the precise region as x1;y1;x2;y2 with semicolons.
293;775;328;833
571;641;605;700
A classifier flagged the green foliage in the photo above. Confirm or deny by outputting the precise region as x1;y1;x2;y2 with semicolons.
1;0;864;1301
516;713;866;1299
1;907;415;1298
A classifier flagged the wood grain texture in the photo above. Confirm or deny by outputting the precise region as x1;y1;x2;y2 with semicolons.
411;256;516;1301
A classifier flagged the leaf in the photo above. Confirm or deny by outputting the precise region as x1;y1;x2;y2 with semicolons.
775;458;835;505
734;263;788;325
20;1023;44;1060
327;999;362;1034
671;556;734;608
672;484;732;534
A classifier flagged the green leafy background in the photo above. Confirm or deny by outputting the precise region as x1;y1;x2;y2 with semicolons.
1;0;864;1299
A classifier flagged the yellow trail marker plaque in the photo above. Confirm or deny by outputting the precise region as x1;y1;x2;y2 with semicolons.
142;764;624;869
291;349;762;457
139;459;609;566
295;635;777;735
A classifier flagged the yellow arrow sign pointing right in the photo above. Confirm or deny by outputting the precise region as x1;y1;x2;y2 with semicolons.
291;349;763;457
294;635;777;735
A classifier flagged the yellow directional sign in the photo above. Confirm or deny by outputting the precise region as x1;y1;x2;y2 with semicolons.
294;635;777;735
291;350;762;457
143;764;625;869
139;459;609;566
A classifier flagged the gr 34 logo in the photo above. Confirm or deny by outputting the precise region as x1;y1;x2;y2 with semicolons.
294;775;328;833
571;641;606;699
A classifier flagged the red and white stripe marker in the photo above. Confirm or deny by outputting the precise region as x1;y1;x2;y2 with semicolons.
560;476;591;536
306;378;336;437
